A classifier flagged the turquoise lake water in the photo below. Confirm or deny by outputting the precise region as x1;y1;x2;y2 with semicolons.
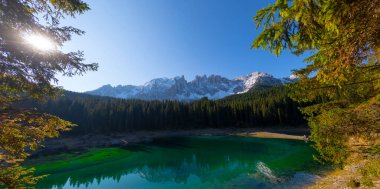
28;136;321;189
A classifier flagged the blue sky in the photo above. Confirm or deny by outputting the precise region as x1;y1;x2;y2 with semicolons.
58;0;307;92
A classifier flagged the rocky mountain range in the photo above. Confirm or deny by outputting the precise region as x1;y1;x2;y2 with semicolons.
85;72;296;101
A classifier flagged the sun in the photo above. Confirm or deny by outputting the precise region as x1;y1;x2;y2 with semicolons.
24;34;56;51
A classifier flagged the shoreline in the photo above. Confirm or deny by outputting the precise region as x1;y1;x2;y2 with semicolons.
35;127;309;155
236;131;308;140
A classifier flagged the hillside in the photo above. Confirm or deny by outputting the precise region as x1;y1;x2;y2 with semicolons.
24;86;306;135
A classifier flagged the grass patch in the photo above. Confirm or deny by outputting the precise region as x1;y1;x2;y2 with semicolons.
360;158;380;187
365;145;380;155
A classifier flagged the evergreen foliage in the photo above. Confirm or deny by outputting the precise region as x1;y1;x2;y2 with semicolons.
253;0;380;166
0;0;96;187
26;86;305;134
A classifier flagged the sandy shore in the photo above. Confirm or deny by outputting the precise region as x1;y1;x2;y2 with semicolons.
237;131;308;140
36;127;309;155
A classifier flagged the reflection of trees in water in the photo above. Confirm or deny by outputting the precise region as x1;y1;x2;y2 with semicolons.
137;156;200;183
137;156;257;184
45;160;315;189
35;138;315;189
38;155;260;189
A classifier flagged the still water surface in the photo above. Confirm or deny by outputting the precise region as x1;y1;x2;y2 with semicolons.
29;136;321;189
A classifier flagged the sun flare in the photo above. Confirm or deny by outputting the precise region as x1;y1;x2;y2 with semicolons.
24;34;56;51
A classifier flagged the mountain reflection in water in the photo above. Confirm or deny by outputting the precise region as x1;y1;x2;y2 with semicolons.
29;136;321;189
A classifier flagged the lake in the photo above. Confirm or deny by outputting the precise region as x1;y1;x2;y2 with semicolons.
28;136;321;189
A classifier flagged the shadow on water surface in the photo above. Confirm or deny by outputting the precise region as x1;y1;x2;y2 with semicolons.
120;137;192;152
148;137;193;149
120;144;151;153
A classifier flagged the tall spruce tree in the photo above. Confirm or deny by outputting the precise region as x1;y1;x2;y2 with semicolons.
0;0;97;188
253;0;379;166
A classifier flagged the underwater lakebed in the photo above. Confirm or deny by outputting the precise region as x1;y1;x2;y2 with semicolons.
27;136;322;189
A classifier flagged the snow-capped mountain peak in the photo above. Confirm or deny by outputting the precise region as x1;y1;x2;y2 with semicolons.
143;77;175;90
235;72;274;93
289;74;299;80
85;72;296;101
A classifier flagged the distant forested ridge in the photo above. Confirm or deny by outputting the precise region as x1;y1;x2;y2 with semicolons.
23;86;305;135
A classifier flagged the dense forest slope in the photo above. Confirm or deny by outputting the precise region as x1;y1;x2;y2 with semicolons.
24;86;305;135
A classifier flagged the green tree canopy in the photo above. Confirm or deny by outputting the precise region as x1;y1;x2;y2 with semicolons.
253;0;379;165
0;0;97;188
